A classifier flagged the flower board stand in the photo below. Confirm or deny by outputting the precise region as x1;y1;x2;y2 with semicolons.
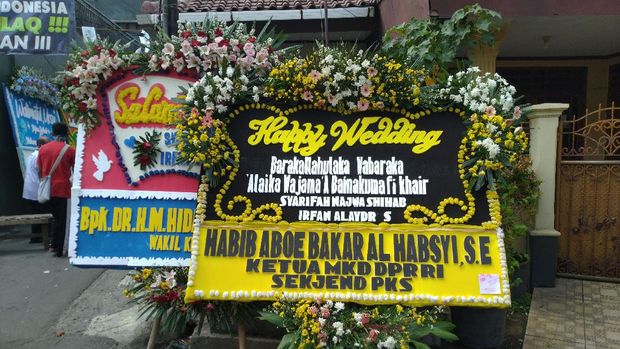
450;307;507;349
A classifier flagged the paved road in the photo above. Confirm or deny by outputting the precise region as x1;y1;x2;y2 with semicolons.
0;230;109;348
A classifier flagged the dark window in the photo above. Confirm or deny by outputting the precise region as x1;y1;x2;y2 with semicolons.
497;67;587;118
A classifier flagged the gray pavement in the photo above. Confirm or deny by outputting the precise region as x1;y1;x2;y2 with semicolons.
0;228;148;349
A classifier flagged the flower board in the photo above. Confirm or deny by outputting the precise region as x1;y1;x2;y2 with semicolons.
184;102;511;307
68;71;200;266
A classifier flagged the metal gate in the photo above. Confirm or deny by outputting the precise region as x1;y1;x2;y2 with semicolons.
556;103;620;277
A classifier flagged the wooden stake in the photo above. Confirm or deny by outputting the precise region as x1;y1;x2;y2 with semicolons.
146;316;161;349
238;323;247;349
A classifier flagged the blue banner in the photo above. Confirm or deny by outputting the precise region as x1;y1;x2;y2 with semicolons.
4;84;60;147
73;196;196;263
3;84;61;176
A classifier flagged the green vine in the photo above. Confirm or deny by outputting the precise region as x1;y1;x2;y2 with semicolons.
382;4;503;81
496;157;541;289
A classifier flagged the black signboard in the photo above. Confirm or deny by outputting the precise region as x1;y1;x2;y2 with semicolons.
0;0;76;54
206;106;490;225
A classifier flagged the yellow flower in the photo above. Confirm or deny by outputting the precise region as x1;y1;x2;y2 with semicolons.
142;268;152;279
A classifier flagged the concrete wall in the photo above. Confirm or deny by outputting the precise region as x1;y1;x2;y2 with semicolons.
378;0;429;33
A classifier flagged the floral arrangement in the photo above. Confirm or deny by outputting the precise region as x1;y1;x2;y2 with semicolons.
439;67;518;116
125;266;263;337
132;131;162;171
60;39;128;131
125;267;207;335
259;299;457;349
263;45;427;113
170;21;285;185
135;21;282;77
9;66;61;107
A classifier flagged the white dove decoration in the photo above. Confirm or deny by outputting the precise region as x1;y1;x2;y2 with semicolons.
92;149;113;181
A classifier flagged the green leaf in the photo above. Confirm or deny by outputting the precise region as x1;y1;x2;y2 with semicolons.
412;340;431;349
409;326;432;339
430;327;459;342
433;320;456;331
257;311;284;327
474;173;485;191
277;332;299;349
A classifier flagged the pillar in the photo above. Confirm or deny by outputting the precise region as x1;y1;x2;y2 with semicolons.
468;45;501;74
526;103;569;287
467;23;509;74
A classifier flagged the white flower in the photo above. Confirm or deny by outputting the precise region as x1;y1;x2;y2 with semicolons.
332;321;344;336
477;138;501;159
163;270;177;288
85;97;97;109
486;123;498;134
226;66;234;77
150;275;162;289
377;336;397;349
162;43;175;56
186;88;195;102
353;312;363;325
173;58;185;72
334;302;345;313
180;40;192;55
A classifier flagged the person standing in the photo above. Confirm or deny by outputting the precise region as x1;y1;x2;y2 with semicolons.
38;123;75;257
22;137;50;243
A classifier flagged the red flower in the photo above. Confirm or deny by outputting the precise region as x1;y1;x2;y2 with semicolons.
138;154;152;166
80;50;90;58
181;31;191;39
214;28;223;37
360;313;370;325
108;49;117;58
77;102;87;112
197;31;207;37
141;142;153;151
268;46;274;54
218;39;230;47
191;40;200;47
367;329;379;342
93;45;102;53
205;303;216;312
175;51;184;59
248;37;256;43
72;78;79;87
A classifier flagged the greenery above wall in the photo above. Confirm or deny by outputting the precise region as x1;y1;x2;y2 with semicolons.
382;4;503;82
